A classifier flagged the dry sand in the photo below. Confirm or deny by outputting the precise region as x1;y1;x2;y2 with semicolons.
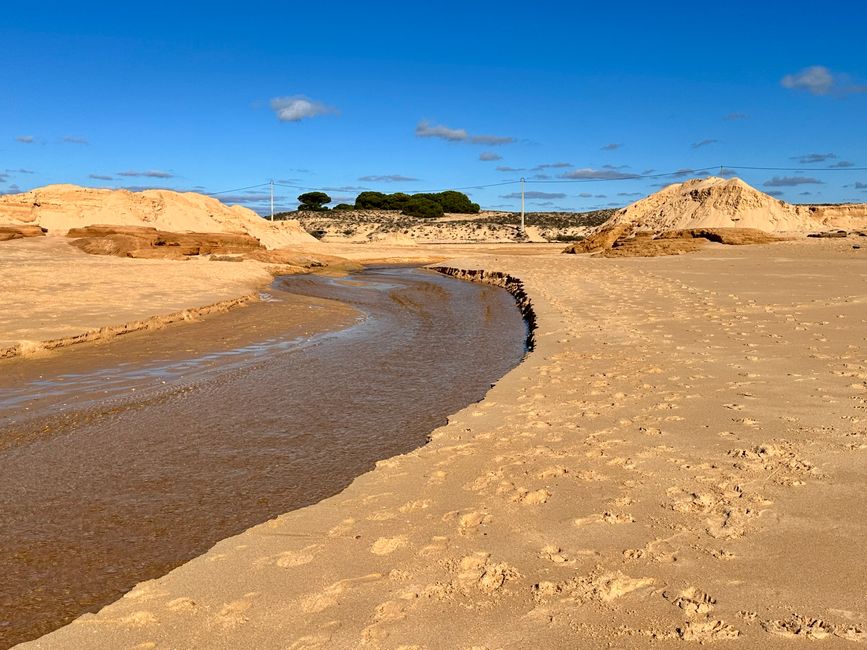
18;237;867;648
0;237;273;358
0;184;317;249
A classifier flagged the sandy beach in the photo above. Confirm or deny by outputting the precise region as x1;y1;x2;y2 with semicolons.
16;237;867;648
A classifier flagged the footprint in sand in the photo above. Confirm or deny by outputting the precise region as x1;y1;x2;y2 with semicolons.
274;544;322;568
370;536;409;556
300;574;383;614
677;620;739;642
664;587;716;616
216;592;259;629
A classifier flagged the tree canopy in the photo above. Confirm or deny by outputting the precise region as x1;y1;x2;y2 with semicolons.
297;191;331;211
353;190;478;217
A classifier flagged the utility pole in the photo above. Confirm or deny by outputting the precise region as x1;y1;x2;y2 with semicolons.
269;179;274;221
520;177;525;235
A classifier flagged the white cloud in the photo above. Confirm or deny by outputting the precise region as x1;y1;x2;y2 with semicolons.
117;170;175;178
781;65;867;96
560;168;639;180
358;174;419;182
479;152;502;161
764;176;824;187
500;191;566;200
415;120;515;145
270;95;337;122
63;135;88;144
15;135;34;144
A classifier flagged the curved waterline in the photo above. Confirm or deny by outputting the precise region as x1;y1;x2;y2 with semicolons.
0;265;528;648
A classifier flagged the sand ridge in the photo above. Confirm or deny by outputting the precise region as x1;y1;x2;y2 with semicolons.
20;239;867;649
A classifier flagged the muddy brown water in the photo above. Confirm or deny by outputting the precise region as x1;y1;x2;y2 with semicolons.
0;266;528;648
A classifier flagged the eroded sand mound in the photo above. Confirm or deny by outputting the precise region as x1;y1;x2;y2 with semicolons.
564;226;785;257
67;225;262;259
0;184;317;249
0;225;46;241
605;177;867;234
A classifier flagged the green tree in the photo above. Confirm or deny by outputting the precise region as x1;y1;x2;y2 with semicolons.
355;191;388;209
433;190;480;213
401;196;443;218
297;191;331;211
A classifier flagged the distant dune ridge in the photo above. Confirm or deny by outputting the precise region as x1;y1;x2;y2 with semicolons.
604;176;867;233
0;184;317;249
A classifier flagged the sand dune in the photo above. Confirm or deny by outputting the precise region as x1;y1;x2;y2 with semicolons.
605;176;867;233
0;184;316;249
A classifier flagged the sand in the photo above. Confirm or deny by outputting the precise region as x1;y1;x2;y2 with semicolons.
606;176;867;233
0;237;273;358
0;184;317;249
18;237;867;648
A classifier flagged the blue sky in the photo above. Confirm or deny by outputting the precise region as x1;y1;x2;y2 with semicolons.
2;1;866;213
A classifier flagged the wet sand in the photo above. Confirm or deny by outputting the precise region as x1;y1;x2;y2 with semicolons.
0;267;527;648
21;239;867;649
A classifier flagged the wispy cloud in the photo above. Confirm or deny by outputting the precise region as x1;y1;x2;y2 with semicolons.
15;135;34;144
853;182;867;190
781;65;867;96
670;168;698;179
600;143;622;151
88;174;114;181
5;168;35;174
766;190;784;197
358;174;419;182
479;152;502;161
830;161;855;168
719;167;738;178
415;120;515;145
792;152;836;164
559;168;639;180
320;185;369;192
764;176;824;187
63;135;88;144
723;112;750;121
496;166;525;172
692;138;718;149
118;170;175;179
532;162;571;170
500;191;566;200
270;95;337;122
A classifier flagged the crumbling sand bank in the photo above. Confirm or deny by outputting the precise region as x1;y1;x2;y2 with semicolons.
22;238;867;648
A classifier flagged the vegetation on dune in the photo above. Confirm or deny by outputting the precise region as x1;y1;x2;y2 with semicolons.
354;190;478;216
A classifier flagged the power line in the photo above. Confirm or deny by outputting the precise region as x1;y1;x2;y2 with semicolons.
723;165;867;172
204;182;270;196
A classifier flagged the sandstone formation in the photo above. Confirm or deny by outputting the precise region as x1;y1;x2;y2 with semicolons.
67;225;262;259
564;225;786;258
562;224;632;253
0;225;46;241
657;227;784;245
